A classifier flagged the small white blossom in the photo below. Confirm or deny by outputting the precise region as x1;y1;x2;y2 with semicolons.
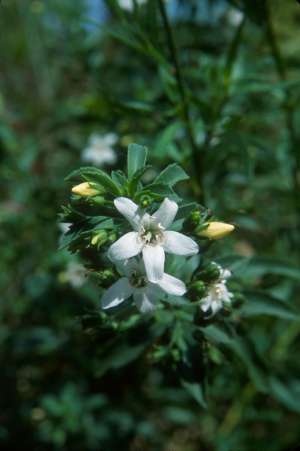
101;258;186;313
118;0;147;11
201;265;233;316
108;197;199;282
61;262;86;289
227;8;244;26
81;133;117;167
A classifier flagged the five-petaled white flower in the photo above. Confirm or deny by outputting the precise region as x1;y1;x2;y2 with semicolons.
108;197;199;282
101;259;187;313
82;133;117;167
201;265;233;316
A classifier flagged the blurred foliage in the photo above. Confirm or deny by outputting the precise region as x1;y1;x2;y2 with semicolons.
1;0;300;450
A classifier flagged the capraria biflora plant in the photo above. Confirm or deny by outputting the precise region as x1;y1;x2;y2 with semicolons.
61;143;239;402
62;143;234;314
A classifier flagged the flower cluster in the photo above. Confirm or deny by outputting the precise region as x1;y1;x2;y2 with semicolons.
62;143;235;316
103;197;199;312
200;265;233;316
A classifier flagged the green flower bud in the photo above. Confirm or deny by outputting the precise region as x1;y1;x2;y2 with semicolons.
233;293;245;307
198;263;220;282
91;230;108;247
92;196;106;205
140;194;152;208
97;268;116;287
190;280;206;299
184;209;202;232
190;210;201;225
108;231;117;243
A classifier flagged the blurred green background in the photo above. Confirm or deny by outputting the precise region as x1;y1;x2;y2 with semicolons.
1;1;300;450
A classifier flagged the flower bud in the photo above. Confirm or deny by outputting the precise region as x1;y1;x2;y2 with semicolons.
190;280;206;298
91;230;108;246
108;231;117;243
72;182;99;197
184;209;202;231
97;269;116;287
91;196;106;205
197;221;235;239
140;195;152;208
198;263;220;282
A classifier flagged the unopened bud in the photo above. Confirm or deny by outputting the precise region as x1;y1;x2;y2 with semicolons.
198;263;220;282
108;231;117;243
91;196;106;205
97;269;116;287
189;280;206;301
72;182;99;197
190;210;201;225
140;195;152;208
91;230;108;246
190;280;206;298
197;221;235;239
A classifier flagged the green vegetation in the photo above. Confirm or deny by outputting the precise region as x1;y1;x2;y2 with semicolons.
1;1;300;450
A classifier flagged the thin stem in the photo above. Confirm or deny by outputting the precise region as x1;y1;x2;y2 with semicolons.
264;1;300;211
157;0;204;202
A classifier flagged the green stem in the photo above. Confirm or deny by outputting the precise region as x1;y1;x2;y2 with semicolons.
157;0;204;202
264;1;300;213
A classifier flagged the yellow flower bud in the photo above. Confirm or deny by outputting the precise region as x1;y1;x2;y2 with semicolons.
197;222;235;239
71;182;99;197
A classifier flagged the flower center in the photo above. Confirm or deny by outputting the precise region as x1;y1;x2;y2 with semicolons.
129;271;147;288
139;217;164;245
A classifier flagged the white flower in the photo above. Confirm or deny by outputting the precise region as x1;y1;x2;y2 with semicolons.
101;258;186;313
58;222;71;234
81;133;117;167
201;265;233;316
61;262;86;288
227;8;244;26
108;197;199;282
118;0;146;11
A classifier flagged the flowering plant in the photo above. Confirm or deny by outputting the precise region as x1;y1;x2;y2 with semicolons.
61;142;240;403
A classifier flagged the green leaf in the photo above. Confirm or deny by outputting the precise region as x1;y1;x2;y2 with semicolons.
127;143;148;179
240;291;298;321
128;165;151;196
139;183;178;199
66;167;121;196
202;325;267;392
111;170;127;188
181;380;207;408
269;377;300;413
154;163;189;187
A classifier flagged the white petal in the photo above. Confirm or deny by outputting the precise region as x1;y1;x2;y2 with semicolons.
142;245;165;282
108;232;142;260
200;296;212;312
104;133;118;145
163;231;199;256
153;198;178;228
101;278;133;309
114;197;142;230
156;273;187;296
133;288;157;313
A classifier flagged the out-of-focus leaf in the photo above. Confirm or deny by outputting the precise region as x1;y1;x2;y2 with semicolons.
241;291;298;321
